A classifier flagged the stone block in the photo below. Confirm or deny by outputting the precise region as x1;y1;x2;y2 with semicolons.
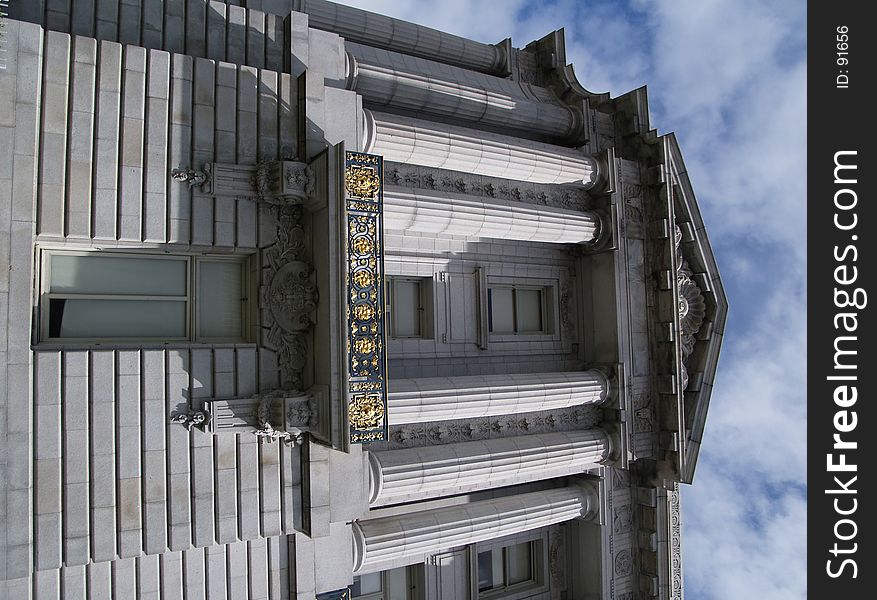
34;512;63;570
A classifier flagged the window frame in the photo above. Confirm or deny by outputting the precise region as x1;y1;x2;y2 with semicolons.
386;276;432;340
487;284;548;336
38;249;250;344
471;531;549;600
351;565;420;600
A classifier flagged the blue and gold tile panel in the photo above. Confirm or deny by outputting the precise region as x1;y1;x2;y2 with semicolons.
344;151;388;444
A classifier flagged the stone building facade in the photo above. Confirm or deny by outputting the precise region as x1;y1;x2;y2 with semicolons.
0;1;727;598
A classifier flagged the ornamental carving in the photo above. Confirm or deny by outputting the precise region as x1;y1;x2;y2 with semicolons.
348;394;385;430
170;409;210;431
613;505;633;534
171;165;209;188
383;162;591;213
370;405;599;451
614;549;633;577
669;485;684;599
285;161;315;200
678;262;705;360
268;261;318;332
262;205;317;390
345;164;381;199
548;527;566;590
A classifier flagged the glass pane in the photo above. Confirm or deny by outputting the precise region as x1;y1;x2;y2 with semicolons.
50;254;187;296
387;567;409;600
50;299;186;339
507;542;533;585
478;549;504;591
198;261;243;339
353;572;382;596
515;289;543;333
393;280;421;337
489;288;515;333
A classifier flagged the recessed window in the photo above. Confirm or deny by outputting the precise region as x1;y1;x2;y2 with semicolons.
41;252;248;342
351;566;414;600
487;286;545;334
386;276;432;339
477;541;536;596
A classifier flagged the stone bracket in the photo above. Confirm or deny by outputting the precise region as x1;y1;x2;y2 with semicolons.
178;387;330;445
172;160;320;208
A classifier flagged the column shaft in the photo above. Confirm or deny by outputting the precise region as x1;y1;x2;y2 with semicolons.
383;186;600;243
363;110;599;187
347;42;581;143
388;370;609;425
369;430;611;506
295;0;507;74
353;484;598;571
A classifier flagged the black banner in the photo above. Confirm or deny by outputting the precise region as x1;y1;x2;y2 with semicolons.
808;3;876;595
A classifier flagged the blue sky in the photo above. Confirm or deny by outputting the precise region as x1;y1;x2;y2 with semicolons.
340;1;807;597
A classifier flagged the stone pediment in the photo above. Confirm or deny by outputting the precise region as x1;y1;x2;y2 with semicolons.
648;135;728;484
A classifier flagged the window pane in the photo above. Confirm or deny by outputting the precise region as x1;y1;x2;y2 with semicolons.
387;567;409;600
50;254;187;296
478;549;505;591
489;288;515;333
50;299;186;339
507;542;533;585
198;261;243;339
515;289;543;333
352;572;382;596
393;280;421;337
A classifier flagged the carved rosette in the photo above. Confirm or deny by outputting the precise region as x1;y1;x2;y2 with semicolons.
345;152;388;444
677;262;705;363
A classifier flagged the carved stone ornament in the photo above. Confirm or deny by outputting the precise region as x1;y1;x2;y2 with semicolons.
285;162;316;199
262;205;318;390
548;527;566;590
170;409;211;431
171;165;209;188
677;262;705;359
268;261;318;332
253;394;305;446
614;549;633;577
348;394;385;431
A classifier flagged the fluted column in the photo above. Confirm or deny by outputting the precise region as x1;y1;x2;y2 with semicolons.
295;0;508;74
347;43;582;143
362;110;600;187
353;483;598;571
388;370;610;425
383;186;600;243
368;429;611;506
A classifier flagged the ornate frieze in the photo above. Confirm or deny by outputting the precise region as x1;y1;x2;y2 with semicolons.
669;484;684;600
383;162;592;212
367;404;600;452
344;151;388;444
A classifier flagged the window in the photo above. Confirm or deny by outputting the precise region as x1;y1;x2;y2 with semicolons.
477;541;537;596
40;251;248;342
351;566;416;600
386;277;432;339
487;286;545;334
